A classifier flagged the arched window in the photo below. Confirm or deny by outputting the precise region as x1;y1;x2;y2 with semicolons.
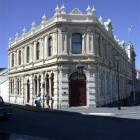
72;33;82;54
17;79;20;95
48;37;53;56
46;74;49;96
38;75;41;95
18;50;21;65
26;46;30;63
36;42;40;60
12;53;14;67
34;76;37;96
51;73;54;97
27;79;30;103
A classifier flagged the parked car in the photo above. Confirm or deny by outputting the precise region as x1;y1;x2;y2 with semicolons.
0;96;13;119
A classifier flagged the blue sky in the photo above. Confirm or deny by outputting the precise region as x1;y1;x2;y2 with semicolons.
0;0;140;69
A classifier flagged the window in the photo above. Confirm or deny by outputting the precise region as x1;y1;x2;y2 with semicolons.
26;46;30;63
17;79;20;95
12;53;14;67
72;33;82;54
48;37;53;56
51;73;54;97
18;50;21;65
36;42;40;60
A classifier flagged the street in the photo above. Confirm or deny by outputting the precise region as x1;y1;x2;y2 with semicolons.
0;107;140;140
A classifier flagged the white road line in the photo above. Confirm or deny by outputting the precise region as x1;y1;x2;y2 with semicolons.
9;134;52;140
82;112;116;116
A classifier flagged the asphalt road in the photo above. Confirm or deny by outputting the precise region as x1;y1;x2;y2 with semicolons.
0;108;140;140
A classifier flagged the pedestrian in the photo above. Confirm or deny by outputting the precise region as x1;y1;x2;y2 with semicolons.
35;93;41;108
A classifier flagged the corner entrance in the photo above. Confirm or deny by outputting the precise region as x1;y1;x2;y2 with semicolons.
69;72;86;107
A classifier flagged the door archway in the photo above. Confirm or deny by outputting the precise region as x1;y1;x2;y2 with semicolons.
69;72;86;107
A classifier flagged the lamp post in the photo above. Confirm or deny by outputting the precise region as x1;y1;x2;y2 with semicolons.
76;62;85;76
115;54;121;110
42;80;45;108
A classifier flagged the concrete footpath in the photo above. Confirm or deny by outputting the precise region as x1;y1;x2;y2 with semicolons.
11;104;140;119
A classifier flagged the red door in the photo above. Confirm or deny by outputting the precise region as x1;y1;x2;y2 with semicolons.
69;80;86;107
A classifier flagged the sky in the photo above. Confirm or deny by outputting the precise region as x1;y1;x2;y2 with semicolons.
0;0;140;69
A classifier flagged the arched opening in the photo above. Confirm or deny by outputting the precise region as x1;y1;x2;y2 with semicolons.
51;73;54;97
27;79;30;103
45;74;49;96
69;72;86;107
34;76;37;96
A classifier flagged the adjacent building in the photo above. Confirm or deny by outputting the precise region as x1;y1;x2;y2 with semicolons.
8;5;136;109
0;68;9;102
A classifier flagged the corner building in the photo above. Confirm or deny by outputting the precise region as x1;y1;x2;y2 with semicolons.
8;5;136;109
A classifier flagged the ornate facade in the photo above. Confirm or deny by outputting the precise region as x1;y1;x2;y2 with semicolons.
8;5;136;109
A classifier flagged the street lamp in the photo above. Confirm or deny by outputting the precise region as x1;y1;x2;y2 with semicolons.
115;54;121;110
76;62;85;76
42;80;45;108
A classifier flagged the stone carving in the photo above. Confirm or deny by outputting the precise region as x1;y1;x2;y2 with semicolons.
70;8;83;15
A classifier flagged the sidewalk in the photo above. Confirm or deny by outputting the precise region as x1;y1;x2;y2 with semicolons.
11;103;140;119
63;106;140;119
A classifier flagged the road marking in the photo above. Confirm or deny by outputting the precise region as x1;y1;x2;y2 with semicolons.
9;134;52;140
82;112;116;116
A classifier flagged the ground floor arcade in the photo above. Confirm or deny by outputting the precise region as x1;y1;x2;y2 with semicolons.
8;65;132;109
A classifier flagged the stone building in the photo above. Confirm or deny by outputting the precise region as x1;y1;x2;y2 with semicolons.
8;5;136;109
0;68;9;102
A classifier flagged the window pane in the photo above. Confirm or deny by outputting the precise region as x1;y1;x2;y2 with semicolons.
72;33;82;54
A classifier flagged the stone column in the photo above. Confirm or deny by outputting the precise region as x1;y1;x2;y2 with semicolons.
29;44;32;63
53;33;57;55
86;33;89;54
14;77;17;103
58;31;62;54
94;34;99;56
61;32;67;54
21;76;24;104
89;33;94;54
82;34;85;54
40;38;44;60
33;41;37;62
30;74;34;105
44;35;48;58
16;50;19;66
52;70;58;109
40;73;44;107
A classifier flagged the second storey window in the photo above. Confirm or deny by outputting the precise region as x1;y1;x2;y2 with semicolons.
72;33;82;54
12;53;14;67
48;37;53;57
26;46;30;63
36;42;40;60
18;50;21;65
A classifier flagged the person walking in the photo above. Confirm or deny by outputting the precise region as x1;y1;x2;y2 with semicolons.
35;94;41;108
